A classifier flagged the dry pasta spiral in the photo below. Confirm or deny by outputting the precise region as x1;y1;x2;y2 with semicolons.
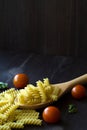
17;78;60;105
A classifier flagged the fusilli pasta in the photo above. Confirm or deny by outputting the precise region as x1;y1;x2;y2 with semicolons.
17;78;60;105
0;77;60;129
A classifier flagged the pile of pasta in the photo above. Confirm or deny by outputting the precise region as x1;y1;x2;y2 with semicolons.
0;88;42;130
0;78;60;129
17;78;60;105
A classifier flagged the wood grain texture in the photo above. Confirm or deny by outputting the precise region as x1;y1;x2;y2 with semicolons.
0;0;87;56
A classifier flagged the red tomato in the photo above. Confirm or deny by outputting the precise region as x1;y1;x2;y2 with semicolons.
13;73;29;89
42;106;61;123
71;84;86;99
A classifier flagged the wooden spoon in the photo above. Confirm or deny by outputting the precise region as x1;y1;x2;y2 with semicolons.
16;74;87;109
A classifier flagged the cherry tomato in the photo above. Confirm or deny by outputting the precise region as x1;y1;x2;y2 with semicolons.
42;106;61;123
13;73;29;89
71;84;86;99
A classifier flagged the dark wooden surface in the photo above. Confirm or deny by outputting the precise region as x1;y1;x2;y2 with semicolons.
0;0;87;56
0;51;87;130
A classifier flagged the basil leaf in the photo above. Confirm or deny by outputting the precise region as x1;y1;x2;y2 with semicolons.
68;104;78;113
0;82;8;89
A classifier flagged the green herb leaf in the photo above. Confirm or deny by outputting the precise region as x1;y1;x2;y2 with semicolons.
68;104;78;113
0;82;8;89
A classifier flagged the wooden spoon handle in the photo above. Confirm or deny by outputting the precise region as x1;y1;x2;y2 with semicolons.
65;74;87;87
54;74;87;91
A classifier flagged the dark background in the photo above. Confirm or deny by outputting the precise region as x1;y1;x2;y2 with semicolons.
0;0;87;56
